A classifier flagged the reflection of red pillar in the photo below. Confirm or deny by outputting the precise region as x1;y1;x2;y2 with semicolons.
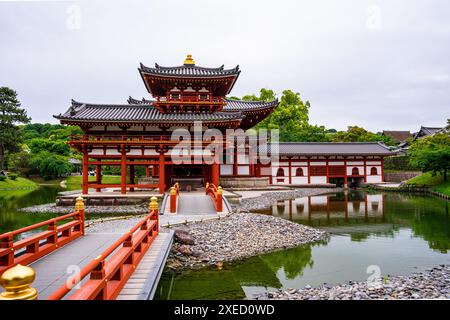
146;166;150;177
130;164;135;192
212;155;220;186
82;148;89;195
121;146;127;194
95;164;101;192
159;152;165;194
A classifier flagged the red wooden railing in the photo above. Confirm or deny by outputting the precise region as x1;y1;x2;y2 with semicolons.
0;198;85;276
169;182;180;214
48;197;159;300
205;182;223;213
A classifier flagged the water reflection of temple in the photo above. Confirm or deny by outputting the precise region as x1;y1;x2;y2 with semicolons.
266;192;385;224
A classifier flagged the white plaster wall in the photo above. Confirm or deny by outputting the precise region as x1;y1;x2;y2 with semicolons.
143;149;158;156
105;149;121;155
310;176;327;184
238;166;249;175
88;149;104;155
347;161;364;166
291;162;308;166
310;162;326;166
127;149;142;156
347;166;364;175
366;175;382;183
366;161;382;165
292;177;308;184
221;165;233;175
290;167;308;177
329;161;345;165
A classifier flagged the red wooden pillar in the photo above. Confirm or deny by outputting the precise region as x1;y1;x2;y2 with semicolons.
95;163;102;193
158;152;165;194
307;158;311;184
121;145;127;194
233;144;238;176
129;163;135;192
212;155;220;187
288;158;292;185
344;158;348;187
146;166;150;177
363;158;367;183
82;147;89;195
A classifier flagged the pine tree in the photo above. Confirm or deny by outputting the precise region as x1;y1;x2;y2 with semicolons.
0;87;31;170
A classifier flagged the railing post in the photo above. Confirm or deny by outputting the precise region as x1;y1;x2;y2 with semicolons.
75;196;85;236
170;186;177;214
0;234;14;268
149;196;159;233
217;186;223;213
0;264;38;300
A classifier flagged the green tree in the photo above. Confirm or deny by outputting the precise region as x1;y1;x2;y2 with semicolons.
30;151;73;180
409;133;450;181
0;87;31;169
28;138;71;156
332;126;395;145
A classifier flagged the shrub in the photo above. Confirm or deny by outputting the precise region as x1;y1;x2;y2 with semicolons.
8;173;18;180
0;176;6;182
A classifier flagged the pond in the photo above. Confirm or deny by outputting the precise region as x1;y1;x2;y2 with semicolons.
0;185;135;234
154;191;450;300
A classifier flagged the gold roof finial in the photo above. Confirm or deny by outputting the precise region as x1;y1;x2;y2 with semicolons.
184;54;195;65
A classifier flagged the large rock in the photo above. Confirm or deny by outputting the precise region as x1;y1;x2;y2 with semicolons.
174;229;195;245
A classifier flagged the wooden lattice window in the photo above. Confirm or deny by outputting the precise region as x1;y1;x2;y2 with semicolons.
276;168;285;177
310;166;327;176
352;167;359;176
370;167;378;175
296;168;304;176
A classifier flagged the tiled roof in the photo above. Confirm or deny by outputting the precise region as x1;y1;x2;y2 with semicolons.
139;63;240;78
54;100;244;124
382;130;412;143
259;142;394;156
222;99;279;112
126;96;279;112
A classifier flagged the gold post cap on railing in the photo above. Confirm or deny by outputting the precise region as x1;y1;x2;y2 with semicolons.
205;182;209;189
0;264;38;300
217;186;223;195
75;196;85;211
149;196;158;211
170;187;177;196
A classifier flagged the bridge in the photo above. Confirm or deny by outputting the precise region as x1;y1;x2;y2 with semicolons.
0;183;230;300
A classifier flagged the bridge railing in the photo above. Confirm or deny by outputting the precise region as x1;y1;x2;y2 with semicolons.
0;197;85;276
169;182;180;214
205;182;223;213
48;197;159;300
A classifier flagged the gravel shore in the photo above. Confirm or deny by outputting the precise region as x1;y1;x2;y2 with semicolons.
19;203;149;215
166;213;328;270
254;265;450;300
233;188;338;212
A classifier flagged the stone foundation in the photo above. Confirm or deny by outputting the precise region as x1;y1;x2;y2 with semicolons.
220;177;269;188
384;171;422;182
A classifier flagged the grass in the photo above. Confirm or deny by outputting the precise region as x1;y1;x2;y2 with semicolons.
407;172;450;196
0;177;38;190
65;175;123;191
407;172;445;186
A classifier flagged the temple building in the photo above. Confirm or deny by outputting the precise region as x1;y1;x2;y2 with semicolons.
55;55;393;194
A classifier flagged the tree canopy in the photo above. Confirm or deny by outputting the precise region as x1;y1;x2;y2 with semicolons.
0;87;31;169
408;133;450;181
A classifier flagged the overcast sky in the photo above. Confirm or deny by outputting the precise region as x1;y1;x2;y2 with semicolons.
0;0;449;132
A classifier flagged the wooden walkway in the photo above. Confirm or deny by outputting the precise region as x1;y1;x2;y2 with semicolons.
117;230;174;300
29;231;174;300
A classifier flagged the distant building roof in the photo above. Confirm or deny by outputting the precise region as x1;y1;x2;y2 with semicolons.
139;62;240;78
382;130;412;143
413;126;444;139
260;142;394;156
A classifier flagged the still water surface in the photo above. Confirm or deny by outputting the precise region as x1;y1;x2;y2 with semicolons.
155;191;450;300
